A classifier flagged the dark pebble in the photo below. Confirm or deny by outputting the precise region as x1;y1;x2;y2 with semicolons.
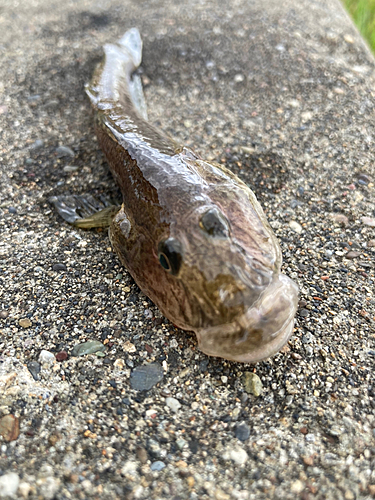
235;422;250;441
27;361;41;381
358;261;371;268
8;207;17;214
52;263;67;271
56;351;68;362
189;439;199;454
299;309;309;317
358;173;371;184
130;363;164;391
199;359;209;372
108;380;117;389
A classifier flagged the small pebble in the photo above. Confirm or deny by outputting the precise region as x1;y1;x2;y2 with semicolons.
289;220;303;233
0;472;20;497
39;350;55;364
136;447;148;464
358;173;371;184
345;251;360;259
130;363;164;391
344;34;354;44
176;438;187;449
242;372;263;396
17;482;31;499
299;309;309;317
55;351;68;362
166;397;181;413
0;415;20;442
0;311;8;319
291;480;305;493
123;341;136;353
56;145;74;157
235;422;250;441
332;213;349;226
234;73;244;83
72;341;105;357
361;216;375;227
30;139;44;149
150;461;166;471
290;199;300;208
8;206;17;214
19;318;32;328
27;361;41;381
226;447;248;465
63;165;79;172
52;263;67;271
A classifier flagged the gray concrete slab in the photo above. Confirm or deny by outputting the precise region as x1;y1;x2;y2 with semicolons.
0;0;374;498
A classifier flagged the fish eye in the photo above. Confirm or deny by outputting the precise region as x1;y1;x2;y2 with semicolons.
200;207;229;237
158;238;183;275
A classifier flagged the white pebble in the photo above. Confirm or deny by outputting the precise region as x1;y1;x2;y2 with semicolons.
291;479;305;493
234;74;244;83
18;482;31;499
223;446;248;465
166;397;181;412
0;472;19;497
39;350;55;364
289;220;303;233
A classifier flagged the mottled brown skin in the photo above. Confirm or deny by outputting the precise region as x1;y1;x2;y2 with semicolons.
84;29;298;363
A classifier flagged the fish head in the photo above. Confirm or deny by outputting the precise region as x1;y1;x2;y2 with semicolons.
155;185;298;363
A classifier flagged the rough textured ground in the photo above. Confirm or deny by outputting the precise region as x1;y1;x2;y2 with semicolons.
0;0;374;498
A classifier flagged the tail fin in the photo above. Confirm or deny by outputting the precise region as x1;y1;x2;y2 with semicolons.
118;28;142;68
86;27;148;120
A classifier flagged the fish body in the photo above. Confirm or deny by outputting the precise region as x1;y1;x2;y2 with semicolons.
69;29;299;362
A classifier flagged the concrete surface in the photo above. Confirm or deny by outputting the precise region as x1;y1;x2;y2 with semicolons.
0;0;374;498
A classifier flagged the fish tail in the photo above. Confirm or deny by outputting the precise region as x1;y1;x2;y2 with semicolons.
117;27;143;69
86;27;148;120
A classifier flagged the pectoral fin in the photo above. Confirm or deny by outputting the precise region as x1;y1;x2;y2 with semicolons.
49;194;120;228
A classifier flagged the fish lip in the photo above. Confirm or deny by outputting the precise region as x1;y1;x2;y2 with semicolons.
194;274;299;363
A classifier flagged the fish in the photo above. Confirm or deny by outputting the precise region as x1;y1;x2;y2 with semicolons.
50;28;299;363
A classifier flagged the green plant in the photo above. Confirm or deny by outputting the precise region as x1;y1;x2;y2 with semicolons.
343;0;375;52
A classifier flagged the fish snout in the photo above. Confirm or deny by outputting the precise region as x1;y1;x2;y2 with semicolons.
195;273;298;363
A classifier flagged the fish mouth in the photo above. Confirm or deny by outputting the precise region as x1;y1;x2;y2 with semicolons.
194;274;299;363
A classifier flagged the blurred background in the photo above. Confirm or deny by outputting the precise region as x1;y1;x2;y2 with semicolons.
344;0;375;52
